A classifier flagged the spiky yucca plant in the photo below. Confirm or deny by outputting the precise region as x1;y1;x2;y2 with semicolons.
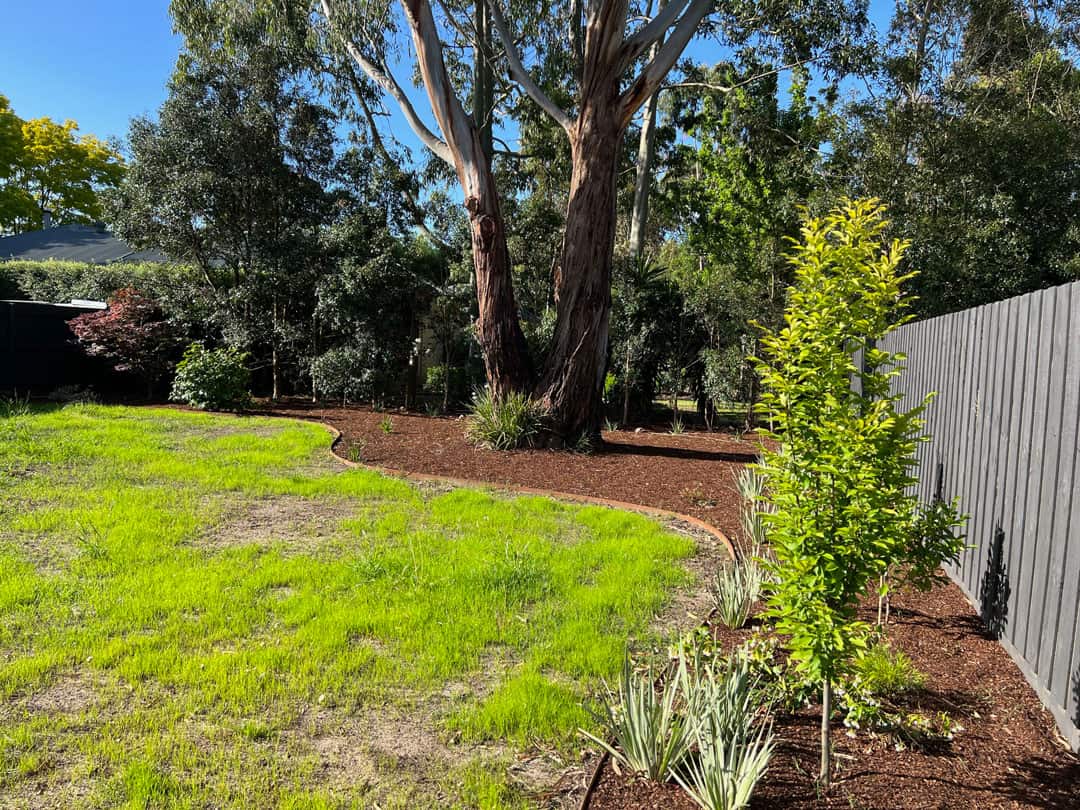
580;655;693;781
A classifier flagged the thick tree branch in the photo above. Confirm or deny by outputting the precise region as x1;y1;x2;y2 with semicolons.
319;0;454;166
485;0;575;133
398;0;492;196
620;0;688;65
619;0;712;126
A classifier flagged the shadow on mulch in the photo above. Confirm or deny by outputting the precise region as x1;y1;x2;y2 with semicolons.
994;753;1080;809
599;438;760;465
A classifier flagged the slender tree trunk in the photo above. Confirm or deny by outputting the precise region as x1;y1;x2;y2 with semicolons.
271;296;280;401
537;96;622;441
628;0;663;261
622;340;631;426
468;166;533;398
820;678;832;789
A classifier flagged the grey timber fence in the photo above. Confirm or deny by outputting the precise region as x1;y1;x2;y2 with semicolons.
874;280;1080;751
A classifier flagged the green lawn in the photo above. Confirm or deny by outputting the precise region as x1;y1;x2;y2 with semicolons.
0;405;696;808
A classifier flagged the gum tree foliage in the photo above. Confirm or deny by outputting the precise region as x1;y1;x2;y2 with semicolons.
108;45;338;398
754;200;961;787
0;95;125;234
833;0;1080;316
171;0;870;443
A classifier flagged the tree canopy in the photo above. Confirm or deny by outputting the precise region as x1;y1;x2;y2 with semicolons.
0;95;125;234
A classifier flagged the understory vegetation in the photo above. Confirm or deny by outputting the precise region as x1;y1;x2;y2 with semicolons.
0;405;696;807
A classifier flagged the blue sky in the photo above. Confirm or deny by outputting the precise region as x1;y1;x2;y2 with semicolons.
0;1;181;144
0;0;892;150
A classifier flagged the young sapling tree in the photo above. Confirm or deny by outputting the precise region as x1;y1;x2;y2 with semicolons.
754;199;954;788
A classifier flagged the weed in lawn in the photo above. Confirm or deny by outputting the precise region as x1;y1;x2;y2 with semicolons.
0;393;32;418
0;405;695;806
683;485;717;508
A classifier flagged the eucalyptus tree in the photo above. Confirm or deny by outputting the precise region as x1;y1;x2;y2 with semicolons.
174;0;868;442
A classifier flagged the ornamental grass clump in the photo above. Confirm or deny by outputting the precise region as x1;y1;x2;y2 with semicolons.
465;387;545;450
677;656;774;810
712;560;765;630
753;199;963;787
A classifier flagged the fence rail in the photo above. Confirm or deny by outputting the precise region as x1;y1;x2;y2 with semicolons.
878;280;1080;751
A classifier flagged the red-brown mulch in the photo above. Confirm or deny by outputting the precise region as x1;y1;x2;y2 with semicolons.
257;401;1079;809
590;581;1080;810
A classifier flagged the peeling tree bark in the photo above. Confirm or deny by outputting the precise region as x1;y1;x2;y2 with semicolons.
534;1;627;440
323;0;532;398
326;0;713;437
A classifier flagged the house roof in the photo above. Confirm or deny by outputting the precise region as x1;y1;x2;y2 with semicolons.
0;224;169;264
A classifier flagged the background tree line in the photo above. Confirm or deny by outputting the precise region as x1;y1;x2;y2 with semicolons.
3;0;1077;427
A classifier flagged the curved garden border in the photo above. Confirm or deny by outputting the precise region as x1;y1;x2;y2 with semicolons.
311;421;737;563
307;419;731;810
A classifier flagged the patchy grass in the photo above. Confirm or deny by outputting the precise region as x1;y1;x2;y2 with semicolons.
0;405;695;807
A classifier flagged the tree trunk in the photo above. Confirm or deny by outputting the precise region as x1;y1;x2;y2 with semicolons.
820;678;832;789
537;94;622;441
271;296;280;401
468;166;533;398
628;0;663;262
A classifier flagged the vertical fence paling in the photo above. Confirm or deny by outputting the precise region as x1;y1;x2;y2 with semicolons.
879;280;1080;752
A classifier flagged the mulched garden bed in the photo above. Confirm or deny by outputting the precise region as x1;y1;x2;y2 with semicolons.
258;401;1079;809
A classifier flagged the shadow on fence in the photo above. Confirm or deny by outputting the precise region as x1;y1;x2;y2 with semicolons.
979;527;1010;640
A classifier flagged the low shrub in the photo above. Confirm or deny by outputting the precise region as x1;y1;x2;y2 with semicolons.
852;641;927;696
465;388;545;450
310;346;374;406
840;641;958;749
170;343;250;411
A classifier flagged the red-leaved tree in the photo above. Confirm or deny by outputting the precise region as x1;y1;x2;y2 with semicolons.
68;288;178;397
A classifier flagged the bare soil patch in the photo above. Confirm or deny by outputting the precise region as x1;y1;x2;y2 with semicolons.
204;495;359;549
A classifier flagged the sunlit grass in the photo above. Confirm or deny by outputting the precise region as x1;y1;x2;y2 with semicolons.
0;405;695;807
